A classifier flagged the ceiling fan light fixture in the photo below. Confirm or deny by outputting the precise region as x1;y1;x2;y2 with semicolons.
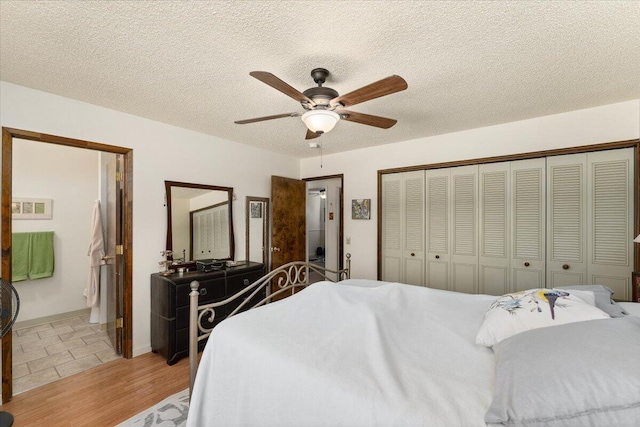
301;110;340;134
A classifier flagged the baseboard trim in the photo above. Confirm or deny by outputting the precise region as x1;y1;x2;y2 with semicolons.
13;308;92;330
133;346;152;358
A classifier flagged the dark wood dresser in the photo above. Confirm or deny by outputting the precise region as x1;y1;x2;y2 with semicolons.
150;261;265;365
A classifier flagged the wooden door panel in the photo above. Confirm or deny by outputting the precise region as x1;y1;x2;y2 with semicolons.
271;176;306;299
106;155;123;354
510;158;546;291
479;163;510;295
546;153;587;286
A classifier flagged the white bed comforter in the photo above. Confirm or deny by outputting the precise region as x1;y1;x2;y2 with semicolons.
187;280;497;427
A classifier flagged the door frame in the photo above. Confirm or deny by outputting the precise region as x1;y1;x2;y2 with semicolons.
303;174;344;271
1;127;134;403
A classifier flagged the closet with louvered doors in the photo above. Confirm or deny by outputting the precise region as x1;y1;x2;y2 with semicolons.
546;148;635;299
381;170;425;286
380;146;635;298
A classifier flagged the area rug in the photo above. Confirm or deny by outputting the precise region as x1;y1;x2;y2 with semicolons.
116;388;189;427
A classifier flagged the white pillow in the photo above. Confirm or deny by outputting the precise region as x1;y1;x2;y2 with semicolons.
476;288;609;347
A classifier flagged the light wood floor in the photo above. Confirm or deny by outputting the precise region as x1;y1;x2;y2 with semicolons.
1;352;190;427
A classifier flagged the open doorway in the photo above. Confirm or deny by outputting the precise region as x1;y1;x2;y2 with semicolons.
306;177;342;282
1;128;133;402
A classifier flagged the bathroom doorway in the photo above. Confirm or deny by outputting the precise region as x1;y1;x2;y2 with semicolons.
305;176;342;282
2;128;133;402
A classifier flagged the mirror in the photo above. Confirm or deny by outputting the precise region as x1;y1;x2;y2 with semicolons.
246;196;269;265
165;181;235;263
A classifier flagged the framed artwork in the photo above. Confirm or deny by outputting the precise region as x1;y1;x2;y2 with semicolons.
633;271;640;303
250;201;262;218
352;199;371;220
12;198;53;219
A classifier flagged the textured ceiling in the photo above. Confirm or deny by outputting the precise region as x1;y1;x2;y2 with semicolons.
1;1;639;158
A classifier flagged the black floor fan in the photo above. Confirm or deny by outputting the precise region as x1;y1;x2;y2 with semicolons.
0;279;19;427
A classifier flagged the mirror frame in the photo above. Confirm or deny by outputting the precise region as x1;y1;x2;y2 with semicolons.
245;196;269;265
165;180;235;262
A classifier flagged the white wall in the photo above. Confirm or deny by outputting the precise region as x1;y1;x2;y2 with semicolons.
306;192;325;258
0;81;300;356
12;140;99;322
300;100;640;279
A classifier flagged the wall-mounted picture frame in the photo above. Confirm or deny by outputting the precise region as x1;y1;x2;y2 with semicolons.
352;199;371;220
12;198;53;220
250;201;262;219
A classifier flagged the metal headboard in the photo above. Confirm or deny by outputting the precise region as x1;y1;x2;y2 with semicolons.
188;254;351;397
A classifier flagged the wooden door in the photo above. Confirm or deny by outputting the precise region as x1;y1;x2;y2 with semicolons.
425;169;451;290
450;165;479;294
546;153;587;287
271;176;306;298
381;173;403;282
402;171;425;286
106;155;123;354
587;148;634;299
381;171;425;286
510;158;546;291
479;162;511;295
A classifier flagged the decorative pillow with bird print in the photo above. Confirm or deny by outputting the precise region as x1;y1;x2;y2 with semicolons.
476;288;610;347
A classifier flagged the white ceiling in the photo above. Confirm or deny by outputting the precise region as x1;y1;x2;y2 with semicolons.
1;1;639;158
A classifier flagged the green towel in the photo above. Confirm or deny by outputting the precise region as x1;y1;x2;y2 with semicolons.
28;231;55;279
11;232;30;282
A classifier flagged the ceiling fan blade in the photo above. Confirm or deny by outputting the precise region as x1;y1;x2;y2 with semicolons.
305;129;321;140
235;112;300;124
250;71;316;106
339;110;398;129
330;75;408;108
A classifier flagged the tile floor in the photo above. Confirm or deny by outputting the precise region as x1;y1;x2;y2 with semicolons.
12;313;121;394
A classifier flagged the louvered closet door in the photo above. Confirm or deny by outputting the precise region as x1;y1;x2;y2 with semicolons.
425;169;450;290
587;148;634;300
479;163;510;295
510;158;546;291
546;154;587;287
402;171;426;285
450;165;478;294
381;173;403;282
381;171;425;285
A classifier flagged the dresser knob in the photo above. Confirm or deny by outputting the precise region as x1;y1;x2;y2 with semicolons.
562;264;570;270
435;255;440;259
199;288;207;296
524;262;530;267
411;253;415;257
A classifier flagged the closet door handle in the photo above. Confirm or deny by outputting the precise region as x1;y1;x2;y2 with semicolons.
562;264;570;270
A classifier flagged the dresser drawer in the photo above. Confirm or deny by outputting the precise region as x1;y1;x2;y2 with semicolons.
175;277;226;308
226;267;266;314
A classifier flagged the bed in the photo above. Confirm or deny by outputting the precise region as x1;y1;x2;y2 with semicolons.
186;257;640;427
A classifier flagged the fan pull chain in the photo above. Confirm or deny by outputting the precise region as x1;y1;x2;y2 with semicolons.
320;139;323;168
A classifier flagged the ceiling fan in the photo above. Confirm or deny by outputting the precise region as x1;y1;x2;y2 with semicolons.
235;68;408;140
